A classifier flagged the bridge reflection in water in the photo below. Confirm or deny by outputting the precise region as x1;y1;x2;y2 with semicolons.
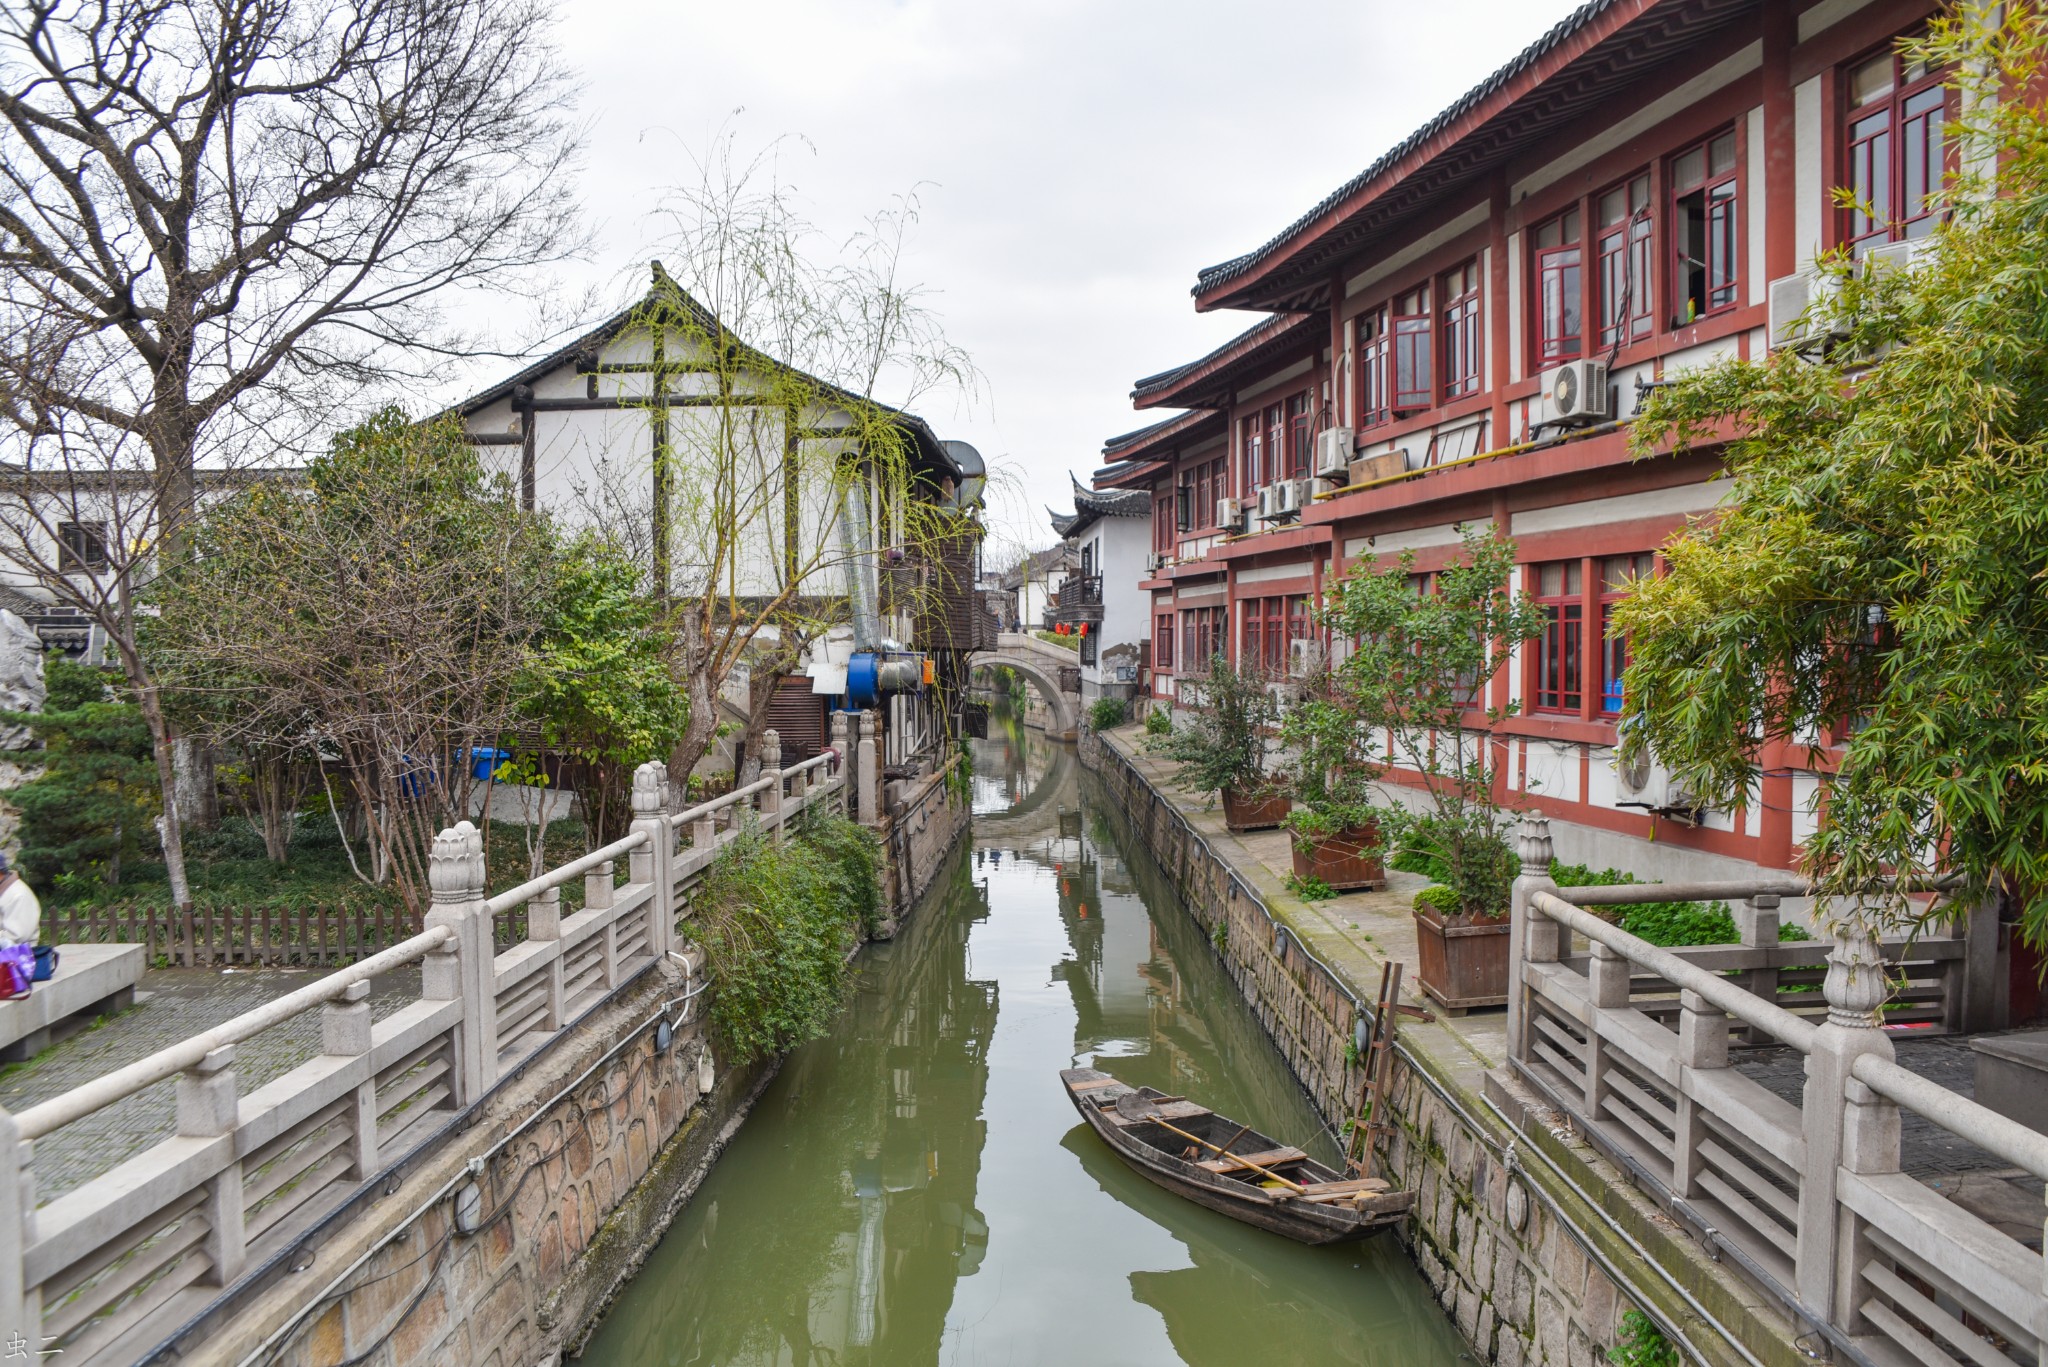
577;710;1462;1366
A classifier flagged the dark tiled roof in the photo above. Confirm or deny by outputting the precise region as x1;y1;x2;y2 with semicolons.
1129;314;1316;410
1102;409;1227;465
1193;0;1760;311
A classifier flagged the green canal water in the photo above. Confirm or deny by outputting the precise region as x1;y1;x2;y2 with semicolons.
578;719;1466;1366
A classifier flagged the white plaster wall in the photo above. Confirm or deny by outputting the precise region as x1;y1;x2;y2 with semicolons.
1085;517;1152;687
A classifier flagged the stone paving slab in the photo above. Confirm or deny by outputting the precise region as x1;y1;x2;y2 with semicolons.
1;964;422;1200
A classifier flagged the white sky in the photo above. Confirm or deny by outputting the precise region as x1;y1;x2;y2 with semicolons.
512;0;1587;563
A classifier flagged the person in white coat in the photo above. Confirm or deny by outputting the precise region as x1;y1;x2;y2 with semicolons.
0;853;40;949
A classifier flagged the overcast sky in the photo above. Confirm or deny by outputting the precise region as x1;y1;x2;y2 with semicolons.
518;0;1587;563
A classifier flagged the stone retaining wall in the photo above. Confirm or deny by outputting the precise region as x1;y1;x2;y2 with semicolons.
1081;731;1793;1367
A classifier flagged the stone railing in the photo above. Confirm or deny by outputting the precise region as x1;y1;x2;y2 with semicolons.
0;725;851;1367
1507;818;2045;1367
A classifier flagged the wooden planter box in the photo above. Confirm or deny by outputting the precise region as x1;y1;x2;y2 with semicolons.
1221;785;1291;833
1290;826;1384;891
1413;906;1511;1013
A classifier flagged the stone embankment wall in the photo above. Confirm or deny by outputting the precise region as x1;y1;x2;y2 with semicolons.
877;763;972;932
1081;732;1792;1367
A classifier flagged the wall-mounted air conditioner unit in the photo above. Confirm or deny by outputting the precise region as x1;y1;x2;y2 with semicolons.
1611;747;1708;824
1216;496;1243;529
1147;551;1170;571
1255;483;1284;522
1274;478;1308;516
1767;268;1847;352
1861;237;1936;277
1313;427;1355;478
1545;359;1611;426
1288;637;1326;678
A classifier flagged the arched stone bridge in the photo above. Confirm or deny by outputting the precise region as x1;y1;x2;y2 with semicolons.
970;632;1081;740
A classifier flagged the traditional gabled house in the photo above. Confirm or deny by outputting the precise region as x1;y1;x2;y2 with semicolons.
450;266;985;776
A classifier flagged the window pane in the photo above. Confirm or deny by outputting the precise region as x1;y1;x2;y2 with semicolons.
1599;186;1627;226
1709;132;1737;177
1850;52;1896;106
1562;207;1580;241
1539;563;1563;596
1629;174;1650;213
1673;145;1705;189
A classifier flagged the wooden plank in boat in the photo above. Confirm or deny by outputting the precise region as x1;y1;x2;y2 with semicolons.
1297;1177;1390;1197
1068;1077;1122;1091
1195;1146;1307;1174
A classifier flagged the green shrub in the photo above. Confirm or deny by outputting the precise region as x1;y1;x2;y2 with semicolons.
1143;706;1172;736
1412;883;1462;917
1;661;160;894
688;811;881;1065
1286;872;1337;901
1032;629;1080;652
1609;1310;1680;1367
1089;696;1130;731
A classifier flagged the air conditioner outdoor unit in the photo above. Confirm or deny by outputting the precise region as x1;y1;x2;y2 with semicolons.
1545;359;1611;426
1611;747;1708;823
1767;268;1847;352
1255;483;1284;522
1862;236;1935;277
1274;479;1307;517
1147;551;1170;571
1288;637;1326;678
1313;427;1355;478
1216;496;1242;528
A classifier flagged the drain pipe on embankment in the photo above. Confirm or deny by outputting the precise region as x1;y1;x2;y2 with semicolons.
1086;738;1769;1367
231;974;716;1367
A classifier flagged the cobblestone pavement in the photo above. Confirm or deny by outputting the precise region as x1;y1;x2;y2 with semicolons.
1734;1033;1996;1177
1;965;422;1200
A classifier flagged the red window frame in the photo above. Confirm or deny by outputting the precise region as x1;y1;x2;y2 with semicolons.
1239;415;1263;498
1286;394;1312;479
1530;560;1584;715
1598;553;1655;716
1440;260;1481;401
1533;208;1583;366
1242;601;1261;673
1264;598;1285;671
1356;308;1390;429
1392;286;1432;412
1155;613;1175;671
1843;42;1953;255
1596;173;1653;348
1153;495;1175;552
1669;129;1740;325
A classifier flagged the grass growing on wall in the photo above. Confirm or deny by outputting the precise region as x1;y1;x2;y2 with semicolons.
689;811;882;1066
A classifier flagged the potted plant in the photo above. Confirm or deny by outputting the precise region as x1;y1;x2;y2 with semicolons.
1278;677;1388;890
1149;654;1289;832
1305;526;1546;1004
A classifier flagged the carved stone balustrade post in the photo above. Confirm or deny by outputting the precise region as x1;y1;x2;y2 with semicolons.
1507;815;1558;1064
857;711;880;828
588;860;619;988
629;761;675;962
761;728;785;839
830;710;852;819
0;1109;30;1341
531;885;565;1031
180;1045;245;1285
1673;988;1729;1197
1735;892;1782;1043
323;980;378;1178
1795;919;1896;1325
426;821;494;1103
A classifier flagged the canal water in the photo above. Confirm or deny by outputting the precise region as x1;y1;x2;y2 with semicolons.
579;717;1465;1366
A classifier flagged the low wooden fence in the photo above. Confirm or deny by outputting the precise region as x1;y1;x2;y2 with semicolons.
1507;817;2045;1367
45;903;561;968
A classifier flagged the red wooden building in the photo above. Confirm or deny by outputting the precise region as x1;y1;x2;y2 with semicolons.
1097;0;1960;881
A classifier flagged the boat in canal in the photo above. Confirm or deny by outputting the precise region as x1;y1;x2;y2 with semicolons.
1059;1067;1414;1245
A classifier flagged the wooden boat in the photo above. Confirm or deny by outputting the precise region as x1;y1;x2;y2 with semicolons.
1059;1067;1414;1245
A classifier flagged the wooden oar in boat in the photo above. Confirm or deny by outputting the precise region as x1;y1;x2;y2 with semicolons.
1116;1095;1306;1192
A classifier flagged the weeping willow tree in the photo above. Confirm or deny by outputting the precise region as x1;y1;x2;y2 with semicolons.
1615;6;2048;944
572;133;985;775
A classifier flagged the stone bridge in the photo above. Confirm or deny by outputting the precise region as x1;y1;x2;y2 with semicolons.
970;632;1082;740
